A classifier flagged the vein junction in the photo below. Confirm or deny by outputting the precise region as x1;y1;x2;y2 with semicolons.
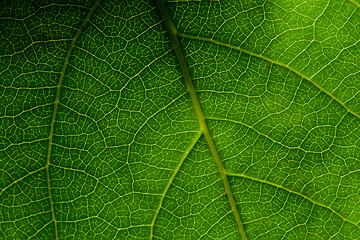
154;0;248;239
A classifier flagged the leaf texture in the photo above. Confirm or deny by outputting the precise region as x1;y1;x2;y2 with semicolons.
0;0;360;239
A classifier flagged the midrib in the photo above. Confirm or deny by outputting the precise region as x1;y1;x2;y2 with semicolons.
45;0;101;239
154;0;248;239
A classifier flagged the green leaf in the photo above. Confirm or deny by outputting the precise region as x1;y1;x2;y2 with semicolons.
1;0;360;239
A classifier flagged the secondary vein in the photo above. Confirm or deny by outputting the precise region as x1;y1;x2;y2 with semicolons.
226;171;360;229
150;131;202;239
45;0;101;239
154;1;248;239
177;32;360;122
347;0;360;7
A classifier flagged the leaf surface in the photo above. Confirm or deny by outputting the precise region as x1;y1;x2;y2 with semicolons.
0;0;360;239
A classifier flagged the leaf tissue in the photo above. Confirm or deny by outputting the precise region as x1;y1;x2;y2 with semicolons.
0;0;360;239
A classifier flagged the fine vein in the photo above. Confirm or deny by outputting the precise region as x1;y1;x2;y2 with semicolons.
150;131;202;239
154;1;248;239
45;0;101;238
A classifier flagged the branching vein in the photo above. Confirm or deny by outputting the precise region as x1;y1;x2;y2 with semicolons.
154;1;248;239
45;0;101;238
150;131;202;239
177;32;360;122
226;172;360;229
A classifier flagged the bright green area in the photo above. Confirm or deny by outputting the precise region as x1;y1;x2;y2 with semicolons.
0;0;360;239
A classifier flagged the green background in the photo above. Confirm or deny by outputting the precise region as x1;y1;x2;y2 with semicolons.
0;0;360;239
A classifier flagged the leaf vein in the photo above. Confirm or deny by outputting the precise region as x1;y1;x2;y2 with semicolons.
150;131;202;239
44;0;102;239
155;1;248;239
226;171;360;229
177;32;360;121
